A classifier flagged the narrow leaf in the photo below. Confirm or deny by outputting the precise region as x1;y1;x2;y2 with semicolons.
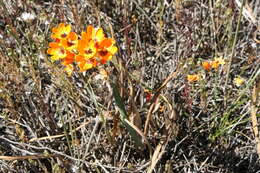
111;82;143;147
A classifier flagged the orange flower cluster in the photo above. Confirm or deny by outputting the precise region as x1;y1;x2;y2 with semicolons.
202;57;225;71
47;23;117;75
187;57;225;83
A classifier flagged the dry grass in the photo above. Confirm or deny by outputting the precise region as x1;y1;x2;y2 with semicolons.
0;0;259;172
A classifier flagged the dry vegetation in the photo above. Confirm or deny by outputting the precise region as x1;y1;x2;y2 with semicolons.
0;0;260;172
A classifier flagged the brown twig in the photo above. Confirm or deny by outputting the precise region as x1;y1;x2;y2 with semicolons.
29;119;93;142
251;78;260;157
0;154;58;160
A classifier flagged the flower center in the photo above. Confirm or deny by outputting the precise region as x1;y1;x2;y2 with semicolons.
99;50;108;56
61;33;67;38
67;41;74;47
85;49;93;55
59;48;65;55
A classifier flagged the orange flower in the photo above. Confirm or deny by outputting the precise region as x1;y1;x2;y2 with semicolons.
202;61;211;71
75;38;97;71
61;50;75;66
61;52;75;76
60;32;78;51
187;74;200;82
81;25;105;43
76;55;98;71
211;57;225;69
77;39;97;59
96;38;118;64
51;23;71;41
47;42;67;61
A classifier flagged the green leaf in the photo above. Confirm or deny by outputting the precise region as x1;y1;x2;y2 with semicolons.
111;82;143;147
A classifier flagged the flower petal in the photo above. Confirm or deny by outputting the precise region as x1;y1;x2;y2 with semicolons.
108;46;118;55
82;25;95;41
187;74;200;82
99;38;114;48
49;42;60;48
75;55;85;62
95;28;105;42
